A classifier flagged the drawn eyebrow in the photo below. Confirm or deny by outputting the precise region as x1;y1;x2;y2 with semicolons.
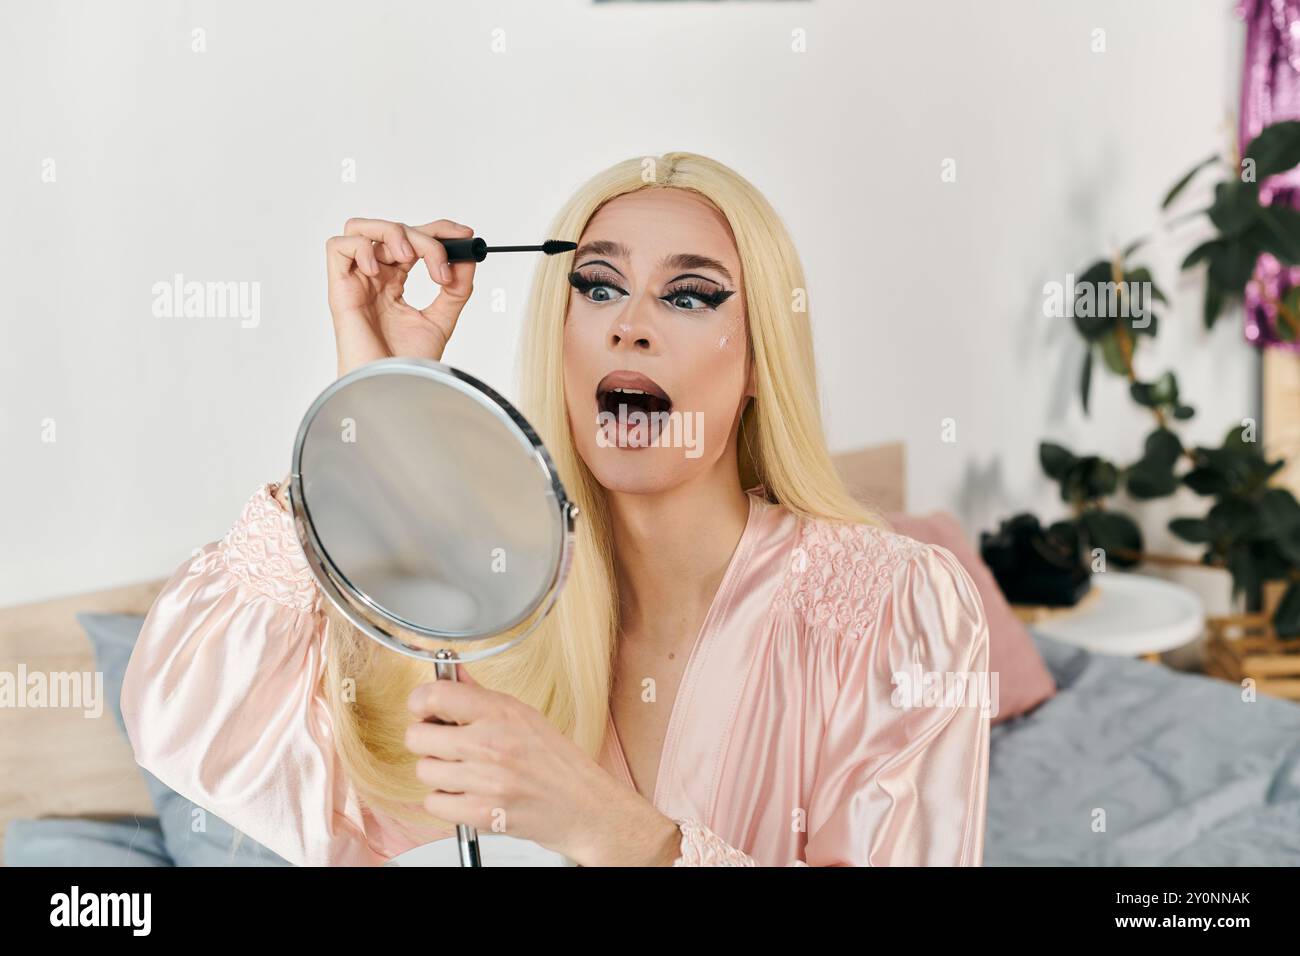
572;240;734;284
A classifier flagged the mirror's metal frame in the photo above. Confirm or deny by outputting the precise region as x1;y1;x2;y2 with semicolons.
289;357;578;664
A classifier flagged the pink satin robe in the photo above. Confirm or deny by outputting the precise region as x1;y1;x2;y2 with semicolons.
121;482;991;866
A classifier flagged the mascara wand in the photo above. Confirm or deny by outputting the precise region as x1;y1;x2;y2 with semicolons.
439;238;577;263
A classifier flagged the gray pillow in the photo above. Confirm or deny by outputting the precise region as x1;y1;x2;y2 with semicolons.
18;613;291;866
5;817;172;867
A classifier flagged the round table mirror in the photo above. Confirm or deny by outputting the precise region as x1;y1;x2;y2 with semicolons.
288;357;578;866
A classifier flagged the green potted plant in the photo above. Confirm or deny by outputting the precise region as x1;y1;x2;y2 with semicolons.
991;121;1300;638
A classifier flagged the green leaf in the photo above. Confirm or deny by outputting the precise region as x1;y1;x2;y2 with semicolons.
1130;380;1157;407
1207;237;1262;292
1260;487;1300;533
1162;153;1220;209
1100;333;1128;374
1183;239;1220;270
1274;582;1300;639
1227;544;1261;602
1080;347;1093;416
1198;447;1264;493
1144;427;1183;468
1064;457;1119;502
1278;528;1300;565
1169;517;1215;543
1254;540;1292;580
1077;260;1112;285
1072;260;1122;335
1184;467;1232;496
1204;282;1225;330
1251;205;1300;265
1079;510;1143;567
1152;371;1178;405
1281;291;1300;343
1173;403;1196;420
1071;262;1113;339
1073;313;1111;341
1130;372;1180;410
1119;271;1159;334
1125;266;1168;304
1209;496;1261;539
1087;459;1120;498
1207;179;1262;236
1126;462;1179;499
1224;423;1254;450
1040;442;1076;481
1125;428;1182;500
1244;120;1300;180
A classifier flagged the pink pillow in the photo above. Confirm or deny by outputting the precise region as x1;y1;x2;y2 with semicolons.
886;510;1056;724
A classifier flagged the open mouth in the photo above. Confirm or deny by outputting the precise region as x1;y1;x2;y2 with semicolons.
595;371;673;418
595;371;674;450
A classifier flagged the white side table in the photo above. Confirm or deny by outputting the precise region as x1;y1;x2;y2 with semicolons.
1024;572;1205;661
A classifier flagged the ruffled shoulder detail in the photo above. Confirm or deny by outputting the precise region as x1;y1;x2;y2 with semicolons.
772;515;929;641
671;818;758;866
217;483;321;613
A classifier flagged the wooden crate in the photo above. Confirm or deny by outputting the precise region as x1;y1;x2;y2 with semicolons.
1203;611;1300;701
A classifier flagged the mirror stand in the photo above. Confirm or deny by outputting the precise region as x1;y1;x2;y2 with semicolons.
433;648;482;867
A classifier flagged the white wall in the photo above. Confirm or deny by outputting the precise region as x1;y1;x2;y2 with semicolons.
1;0;1252;606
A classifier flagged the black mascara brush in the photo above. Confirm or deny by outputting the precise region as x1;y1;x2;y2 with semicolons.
439;238;577;263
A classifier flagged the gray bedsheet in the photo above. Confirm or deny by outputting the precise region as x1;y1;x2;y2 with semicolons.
985;632;1300;866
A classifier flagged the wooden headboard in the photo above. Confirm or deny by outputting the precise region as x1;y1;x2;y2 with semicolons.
0;579;166;863
0;442;904;863
833;441;906;515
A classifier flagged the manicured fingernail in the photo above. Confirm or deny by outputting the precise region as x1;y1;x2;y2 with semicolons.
440;263;452;284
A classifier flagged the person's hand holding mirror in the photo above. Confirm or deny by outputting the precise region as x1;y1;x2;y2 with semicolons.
403;664;681;867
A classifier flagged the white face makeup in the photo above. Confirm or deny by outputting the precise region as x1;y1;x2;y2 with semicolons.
561;188;754;496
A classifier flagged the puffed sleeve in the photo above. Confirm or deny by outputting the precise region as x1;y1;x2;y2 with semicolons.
120;483;390;867
802;542;991;866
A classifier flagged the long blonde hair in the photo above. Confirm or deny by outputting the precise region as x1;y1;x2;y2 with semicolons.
322;151;884;831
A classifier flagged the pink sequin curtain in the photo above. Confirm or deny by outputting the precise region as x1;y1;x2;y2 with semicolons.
1240;0;1300;349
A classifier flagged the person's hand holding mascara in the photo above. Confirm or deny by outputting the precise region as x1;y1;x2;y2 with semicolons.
325;218;478;377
